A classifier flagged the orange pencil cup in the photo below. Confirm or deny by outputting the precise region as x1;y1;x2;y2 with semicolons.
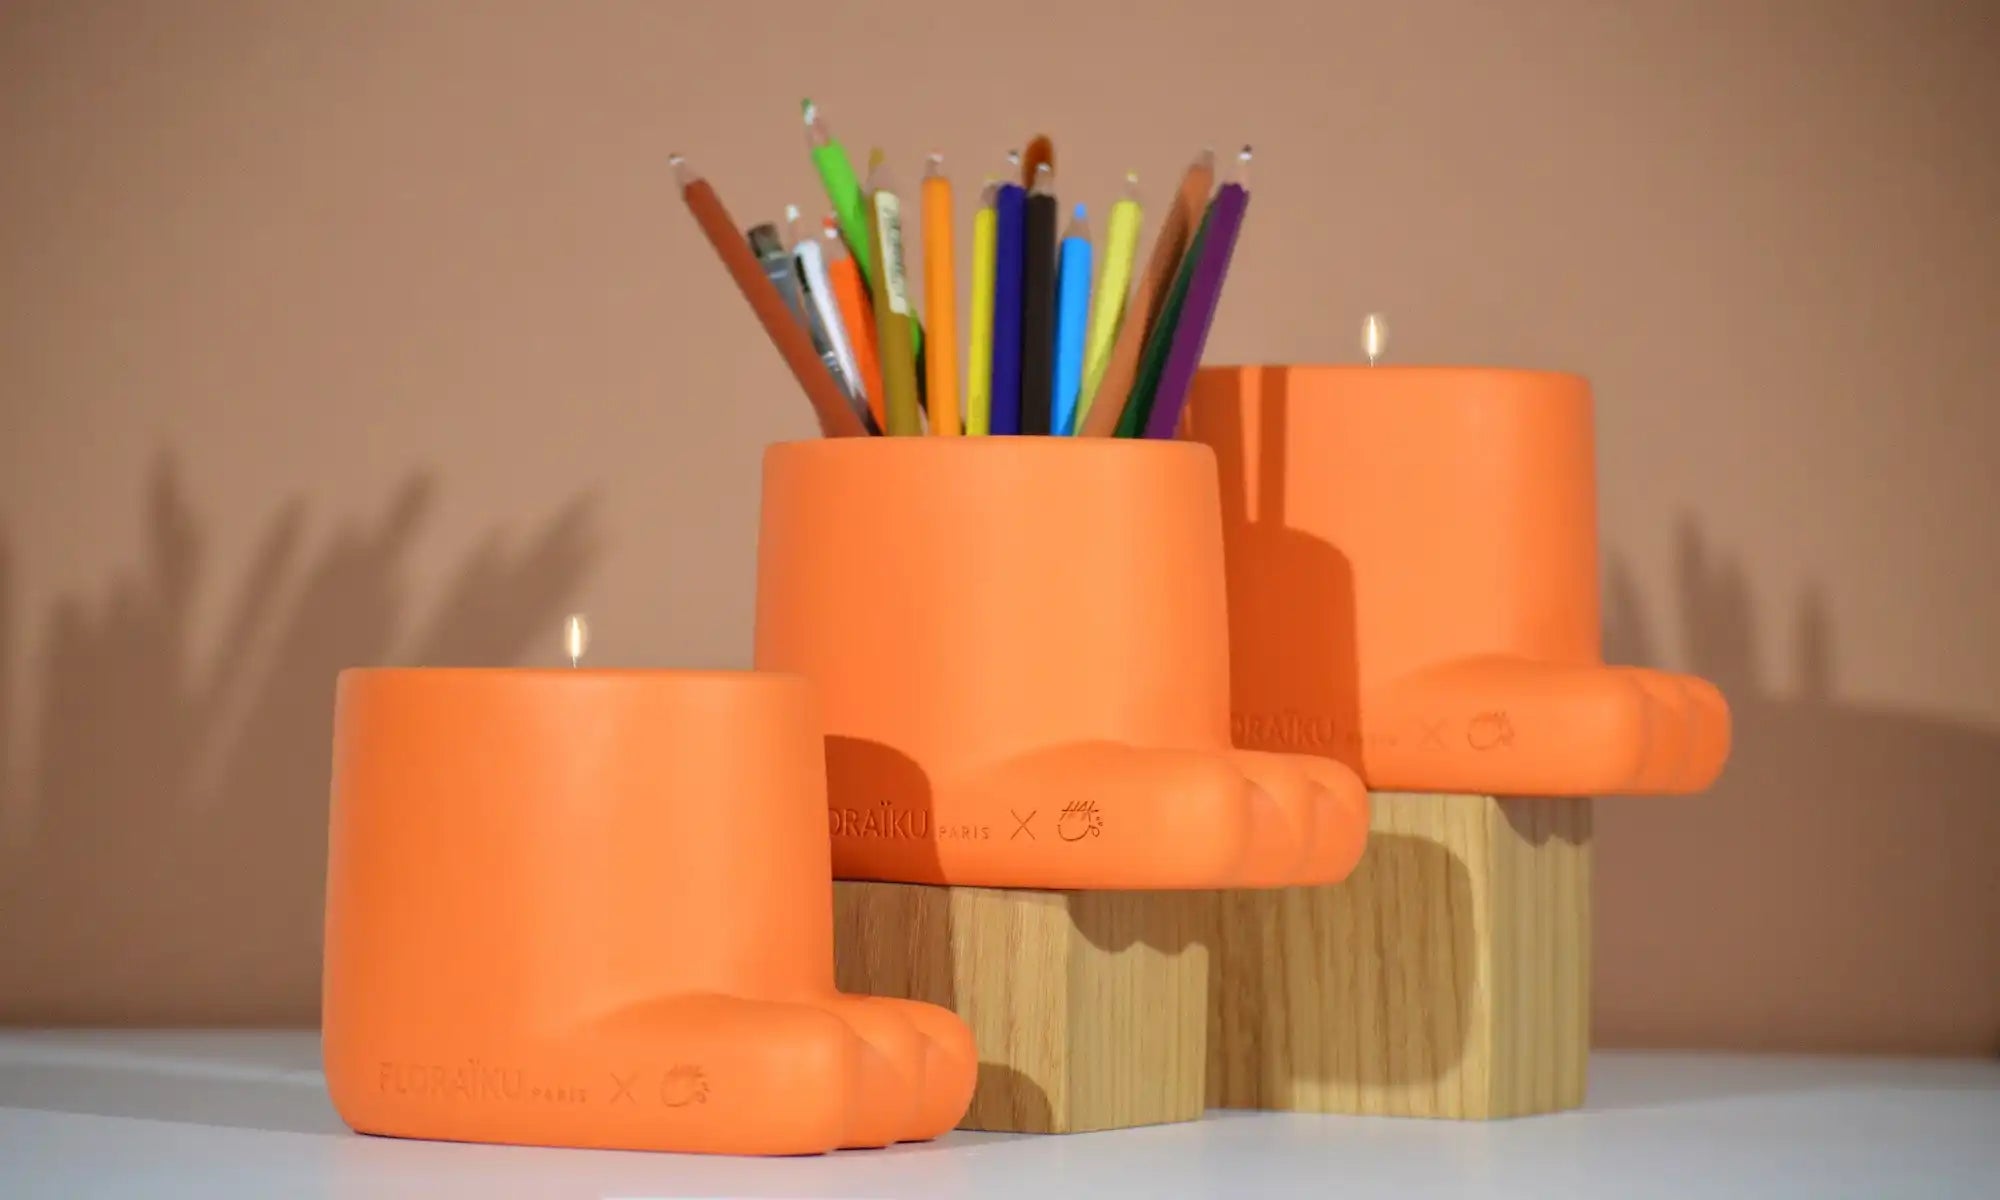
321;668;975;1155
752;437;1369;890
1186;365;1730;796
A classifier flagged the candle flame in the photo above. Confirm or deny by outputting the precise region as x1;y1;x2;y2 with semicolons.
564;614;589;667
1362;313;1388;366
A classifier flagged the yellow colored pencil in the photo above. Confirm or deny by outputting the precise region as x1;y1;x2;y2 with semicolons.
865;151;923;436
965;181;998;435
921;153;960;436
1079;171;1143;422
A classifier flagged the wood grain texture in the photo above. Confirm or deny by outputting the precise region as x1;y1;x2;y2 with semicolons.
1206;793;1591;1118
834;882;1208;1133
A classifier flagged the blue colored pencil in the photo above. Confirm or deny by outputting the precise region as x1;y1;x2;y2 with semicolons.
1050;204;1093;435
989;178;1026;435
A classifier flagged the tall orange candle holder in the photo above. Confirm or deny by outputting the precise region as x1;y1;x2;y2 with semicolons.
1188;364;1731;1118
754;436;1372;1132
321;667;974;1155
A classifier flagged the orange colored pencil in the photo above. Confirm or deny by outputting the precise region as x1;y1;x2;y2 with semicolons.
825;217;886;432
922;153;960;435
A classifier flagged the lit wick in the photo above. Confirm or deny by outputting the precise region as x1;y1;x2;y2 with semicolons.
1362;314;1388;366
564;614;589;668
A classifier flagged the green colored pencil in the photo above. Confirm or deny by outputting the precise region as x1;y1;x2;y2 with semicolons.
804;100;924;367
1116;201;1214;437
804;99;874;289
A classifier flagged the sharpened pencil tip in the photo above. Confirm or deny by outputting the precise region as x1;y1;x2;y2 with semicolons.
801;100;833;148
1073;202;1086;219
1239;145;1253;160
668;154;694;187
1007;148;1021;165
784;202;800;221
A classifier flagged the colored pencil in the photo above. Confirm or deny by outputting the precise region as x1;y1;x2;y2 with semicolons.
1020;134;1054;188
1078;150;1213;437
1117;200;1212;437
670;155;865;437
1050;203;1092;435
803;100;873;287
1145;149;1252;437
989;171;1026;435
965;181;998;436
1018;162;1058;435
825;217;885;432
864;154;923;436
921;153;960;435
803;100;923;370
1078;171;1142;423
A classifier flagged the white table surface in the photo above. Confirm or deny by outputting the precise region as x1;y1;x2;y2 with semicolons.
1;1031;1994;1198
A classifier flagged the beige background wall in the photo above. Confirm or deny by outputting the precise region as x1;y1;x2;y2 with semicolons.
2;1;1995;1051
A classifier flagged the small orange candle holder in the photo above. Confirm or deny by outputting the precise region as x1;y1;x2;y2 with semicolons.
753;436;1371;1134
321;667;975;1155
1187;363;1729;797
1187;363;1730;1119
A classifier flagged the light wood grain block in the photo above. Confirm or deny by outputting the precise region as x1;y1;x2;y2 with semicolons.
834;882;1208;1134
1207;793;1591;1119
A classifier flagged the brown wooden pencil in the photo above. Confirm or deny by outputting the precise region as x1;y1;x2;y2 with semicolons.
1021;134;1054;188
671;154;867;438
1078;149;1215;437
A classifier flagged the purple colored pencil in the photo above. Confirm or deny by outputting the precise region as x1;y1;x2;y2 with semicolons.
1143;169;1251;439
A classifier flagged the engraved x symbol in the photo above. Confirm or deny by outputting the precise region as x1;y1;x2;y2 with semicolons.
1418;718;1449;751
609;1071;638;1104
1011;809;1036;840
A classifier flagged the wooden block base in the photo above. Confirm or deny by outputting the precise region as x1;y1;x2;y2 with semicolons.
834;883;1208;1133
1207;793;1592;1119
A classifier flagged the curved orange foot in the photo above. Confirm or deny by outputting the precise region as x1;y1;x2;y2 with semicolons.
1359;656;1731;796
829;741;1370;889
556;992;969;1153
337;994;880;1155
1676;674;1733;791
1225;749;1371;885
813;994;977;1145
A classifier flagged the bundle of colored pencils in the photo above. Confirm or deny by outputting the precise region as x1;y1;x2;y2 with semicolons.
673;101;1251;440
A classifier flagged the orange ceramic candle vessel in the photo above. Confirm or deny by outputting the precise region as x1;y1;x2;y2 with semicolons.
1186;364;1730;796
753;437;1370;889
321;668;975;1155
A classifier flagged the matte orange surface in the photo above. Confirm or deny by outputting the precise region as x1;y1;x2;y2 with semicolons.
753;438;1369;889
1187;364;1731;796
321;668;974;1155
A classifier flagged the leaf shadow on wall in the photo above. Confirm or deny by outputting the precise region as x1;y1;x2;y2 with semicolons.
0;452;598;1024
1597;520;2000;1055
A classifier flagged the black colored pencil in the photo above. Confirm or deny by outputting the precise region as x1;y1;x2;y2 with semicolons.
1017;162;1058;435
